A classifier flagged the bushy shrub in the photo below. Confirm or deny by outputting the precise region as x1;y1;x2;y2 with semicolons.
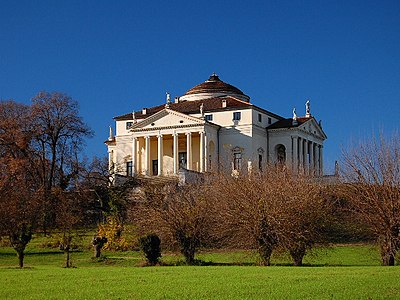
97;216;128;251
139;234;161;265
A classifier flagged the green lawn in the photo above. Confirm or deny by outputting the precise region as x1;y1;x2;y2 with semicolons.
0;242;399;299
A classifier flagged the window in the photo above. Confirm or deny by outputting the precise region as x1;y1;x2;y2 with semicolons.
233;152;242;170
126;122;133;129
259;154;263;171
233;112;241;121
258;113;262;122
126;161;133;177
205;114;213;121
268;117;272;125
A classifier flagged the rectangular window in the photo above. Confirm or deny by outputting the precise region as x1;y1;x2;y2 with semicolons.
268;117;272;125
205;114;213;121
233;152;242;170
258;113;262;122
259;154;263;171
233;112;241;121
126;161;133;177
126;121;133;129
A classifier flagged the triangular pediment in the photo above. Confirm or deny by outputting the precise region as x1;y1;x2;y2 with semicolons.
299;118;327;140
130;108;205;131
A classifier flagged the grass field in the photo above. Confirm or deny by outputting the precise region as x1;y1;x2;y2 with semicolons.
0;239;399;299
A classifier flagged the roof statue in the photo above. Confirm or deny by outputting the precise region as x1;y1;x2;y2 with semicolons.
132;111;137;124
166;92;171;108
108;125;113;141
305;100;311;117
292;107;298;126
199;103;204;117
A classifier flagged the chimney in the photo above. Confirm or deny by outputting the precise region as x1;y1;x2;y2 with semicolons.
174;97;180;103
142;108;147;115
222;99;227;108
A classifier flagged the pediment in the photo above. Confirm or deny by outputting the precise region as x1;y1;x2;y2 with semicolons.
299;118;327;140
130;108;205;131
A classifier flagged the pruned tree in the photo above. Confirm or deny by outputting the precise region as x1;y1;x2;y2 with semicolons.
340;133;400;266
274;170;333;266
132;182;216;265
211;170;283;266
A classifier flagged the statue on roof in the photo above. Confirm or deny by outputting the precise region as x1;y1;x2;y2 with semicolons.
305;100;311;117
132;111;137;124
200;103;204;117
166;92;171;108
292;107;297;120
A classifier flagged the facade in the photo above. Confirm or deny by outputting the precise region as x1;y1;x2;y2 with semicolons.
106;74;327;178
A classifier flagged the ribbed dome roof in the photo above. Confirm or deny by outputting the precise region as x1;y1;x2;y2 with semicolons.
183;73;246;96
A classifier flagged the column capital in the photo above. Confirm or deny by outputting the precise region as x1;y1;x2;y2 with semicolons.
185;132;192;136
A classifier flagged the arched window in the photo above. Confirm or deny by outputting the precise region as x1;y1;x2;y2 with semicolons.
276;144;286;164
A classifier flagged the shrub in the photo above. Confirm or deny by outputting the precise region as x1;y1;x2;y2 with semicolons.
139;234;161;265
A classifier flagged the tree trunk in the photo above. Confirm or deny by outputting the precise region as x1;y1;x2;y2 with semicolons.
381;252;395;266
65;249;71;268
289;246;306;267
17;250;24;268
94;245;101;258
380;237;397;266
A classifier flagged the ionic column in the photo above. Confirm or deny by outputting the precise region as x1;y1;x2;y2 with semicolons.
145;136;150;175
204;132;208;172
199;131;205;172
303;140;308;174
292;136;298;173
299;138;304;173
173;132;179;174
157;133;163;176
319;145;324;176
186;132;192;170
309;141;314;175
132;137;137;176
108;151;113;172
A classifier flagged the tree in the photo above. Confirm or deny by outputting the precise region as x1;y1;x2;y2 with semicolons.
340;133;400;266
132;182;216;265
0;101;42;267
274;170;333;266
211;170;283;266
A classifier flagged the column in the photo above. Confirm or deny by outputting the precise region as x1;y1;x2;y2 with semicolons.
292;136;298;173
309;141;314;175
173;132;179;174
303;140;308;174
186;132;192;170
145;136;150;175
132;137;137;176
157;133;163;176
108;151;113;172
204;132;208;172
199;131;205;172
299;138;304;173
319;145;324;176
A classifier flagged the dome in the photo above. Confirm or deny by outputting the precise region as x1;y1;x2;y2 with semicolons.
179;73;250;102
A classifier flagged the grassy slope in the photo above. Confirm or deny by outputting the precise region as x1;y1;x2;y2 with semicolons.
0;243;399;299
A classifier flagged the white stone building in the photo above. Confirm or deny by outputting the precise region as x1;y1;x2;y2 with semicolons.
106;74;326;179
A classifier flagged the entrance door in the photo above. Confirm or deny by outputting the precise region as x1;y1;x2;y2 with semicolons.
152;160;158;176
179;152;187;169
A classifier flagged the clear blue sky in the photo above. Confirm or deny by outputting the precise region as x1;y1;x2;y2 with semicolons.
1;0;399;173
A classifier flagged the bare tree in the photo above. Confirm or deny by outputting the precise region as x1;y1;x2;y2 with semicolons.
211;170;283;266
132;182;216;264
0;101;42;267
340;133;400;266
30;92;93;231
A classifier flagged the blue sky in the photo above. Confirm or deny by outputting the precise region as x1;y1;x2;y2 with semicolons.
1;0;399;173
